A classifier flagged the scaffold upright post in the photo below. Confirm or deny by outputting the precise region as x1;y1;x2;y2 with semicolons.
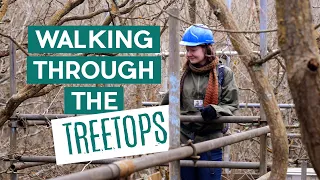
9;39;18;180
168;7;180;180
259;0;268;176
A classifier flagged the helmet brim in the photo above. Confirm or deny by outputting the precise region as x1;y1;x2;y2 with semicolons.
179;41;206;46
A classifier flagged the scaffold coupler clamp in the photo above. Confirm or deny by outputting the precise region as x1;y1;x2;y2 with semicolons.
185;139;200;164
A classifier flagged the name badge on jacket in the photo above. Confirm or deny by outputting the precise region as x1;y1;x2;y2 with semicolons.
194;100;203;109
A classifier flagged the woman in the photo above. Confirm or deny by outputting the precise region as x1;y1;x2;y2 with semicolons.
161;24;239;180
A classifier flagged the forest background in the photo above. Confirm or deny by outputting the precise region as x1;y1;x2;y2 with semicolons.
1;0;320;179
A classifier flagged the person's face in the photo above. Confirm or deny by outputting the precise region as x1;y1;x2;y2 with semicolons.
186;46;206;65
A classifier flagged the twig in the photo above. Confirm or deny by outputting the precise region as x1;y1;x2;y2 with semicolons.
0;169;9;175
275;56;286;70
42;86;63;114
256;172;271;180
160;18;169;36
0;32;29;56
121;1;147;24
151;0;175;25
274;71;286;93
238;87;256;94
118;0;130;8
81;161;92;172
314;23;320;30
9;0;17;5
81;52;118;56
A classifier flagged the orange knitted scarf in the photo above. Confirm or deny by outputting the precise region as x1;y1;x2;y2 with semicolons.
180;57;219;106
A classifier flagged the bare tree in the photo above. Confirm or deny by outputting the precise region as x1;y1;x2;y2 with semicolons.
275;0;320;177
206;0;289;179
0;0;147;128
3;0;319;179
0;0;86;128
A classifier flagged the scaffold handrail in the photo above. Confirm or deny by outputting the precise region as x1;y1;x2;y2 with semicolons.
142;102;295;108
48;126;270;180
10;114;261;123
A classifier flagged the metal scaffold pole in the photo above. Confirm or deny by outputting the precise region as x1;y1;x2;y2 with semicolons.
9;40;18;180
224;0;233;175
141;102;295;108
11;114;261;122
259;0;268;176
7;155;266;170
168;7;181;180
48;126;270;180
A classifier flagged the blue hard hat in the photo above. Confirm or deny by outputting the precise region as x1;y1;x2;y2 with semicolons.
180;24;215;46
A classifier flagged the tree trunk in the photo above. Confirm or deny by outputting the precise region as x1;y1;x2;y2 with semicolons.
275;0;320;177
206;0;289;179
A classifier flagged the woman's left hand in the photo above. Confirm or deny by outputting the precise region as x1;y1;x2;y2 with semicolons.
200;105;217;121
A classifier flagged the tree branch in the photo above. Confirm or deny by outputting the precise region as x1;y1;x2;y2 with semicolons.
160;18;169;36
249;50;281;66
57;8;111;25
0;85;47;127
57;0;129;26
238;87;257;94
119;1;147;15
33;85;61;98
47;0;85;25
0;0;86;129
244;36;286;70
103;0;147;25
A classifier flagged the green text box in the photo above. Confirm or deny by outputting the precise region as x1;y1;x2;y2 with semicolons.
28;26;160;53
64;87;124;114
27;56;161;84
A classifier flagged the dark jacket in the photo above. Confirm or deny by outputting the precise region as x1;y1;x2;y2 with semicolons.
161;65;239;143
